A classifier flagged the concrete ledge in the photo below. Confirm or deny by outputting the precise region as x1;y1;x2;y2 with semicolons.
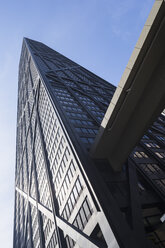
91;1;165;171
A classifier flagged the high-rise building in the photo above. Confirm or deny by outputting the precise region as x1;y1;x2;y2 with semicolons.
13;36;165;248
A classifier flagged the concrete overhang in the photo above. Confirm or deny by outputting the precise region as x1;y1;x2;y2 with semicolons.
91;0;165;171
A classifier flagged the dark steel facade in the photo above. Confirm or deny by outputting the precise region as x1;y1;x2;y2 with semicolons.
13;38;165;248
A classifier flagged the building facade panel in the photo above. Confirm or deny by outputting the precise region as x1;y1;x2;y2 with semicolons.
14;38;165;248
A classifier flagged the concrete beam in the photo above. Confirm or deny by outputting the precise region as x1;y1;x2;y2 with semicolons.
91;0;165;171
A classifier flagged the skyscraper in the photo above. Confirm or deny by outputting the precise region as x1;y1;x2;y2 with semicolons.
14;36;165;248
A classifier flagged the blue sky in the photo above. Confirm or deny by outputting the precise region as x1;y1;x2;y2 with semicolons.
0;0;154;246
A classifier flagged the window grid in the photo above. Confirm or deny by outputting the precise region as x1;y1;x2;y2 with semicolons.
72;196;93;231
61;177;83;220
56;160;76;207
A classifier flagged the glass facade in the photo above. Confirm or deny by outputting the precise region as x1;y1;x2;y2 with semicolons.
13;38;165;248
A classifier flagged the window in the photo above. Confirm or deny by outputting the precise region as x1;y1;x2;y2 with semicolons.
61;177;83;220
155;152;165;159
133;151;148;158
56;160;76;205
140;163;161;175
64;81;77;88
76;214;83;230
63;106;83;112
79;207;87;226
73;197;93;230
70;119;94;127
65;235;75;248
156;136;165;142
80;137;94;144
144;142;160;148
75;127;98;135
